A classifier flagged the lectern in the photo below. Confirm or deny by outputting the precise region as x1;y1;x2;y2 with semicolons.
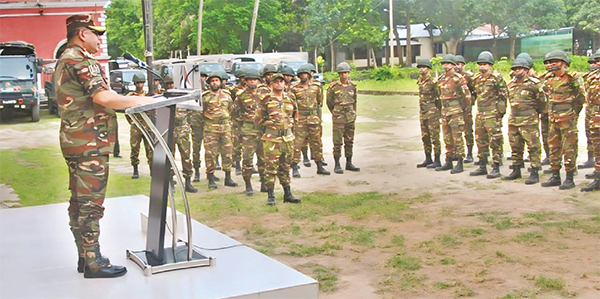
124;89;213;276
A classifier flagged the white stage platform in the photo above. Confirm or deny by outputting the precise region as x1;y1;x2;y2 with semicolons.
0;195;318;299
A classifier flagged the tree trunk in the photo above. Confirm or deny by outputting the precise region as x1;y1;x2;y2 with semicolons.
367;45;371;68
405;7;412;65
248;0;260;53
509;33;516;60
330;39;335;72
314;45;319;73
491;21;498;58
197;0;204;55
426;24;436;56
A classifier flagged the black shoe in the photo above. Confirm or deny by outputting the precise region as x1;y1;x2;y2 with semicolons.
235;161;242;176
540;157;550;166
302;147;311;167
503;166;522;180
525;168;539;185
132;165;139;179
345;157;360;172
451;158;464;174
267;189;275;206
417;152;433;168
283;185;301;203
185;178;198;193
586;173;595;179
334;157;344;174
581;173;600;192
543;168;554;174
224;171;238;187
470;160;487;176
487;163;501;179
208;173;218;190
244;178;254;196
321;160;328;166
427;154;441;169
260;177;267;192
193;166;200;182
578;152;594;169
559;171;575;190
252;167;259;174
292;163;301;178
541;170;561;187
113;154;122;158
436;158;453;171
78;257;85;273
464;145;474;163
316;161;331;175
83;248;127;279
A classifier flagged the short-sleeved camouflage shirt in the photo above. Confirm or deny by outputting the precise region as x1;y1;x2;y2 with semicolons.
54;45;115;158
472;71;508;116
542;71;585;122
291;82;323;125
507;76;546;126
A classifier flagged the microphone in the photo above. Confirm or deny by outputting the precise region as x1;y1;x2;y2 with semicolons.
123;53;148;68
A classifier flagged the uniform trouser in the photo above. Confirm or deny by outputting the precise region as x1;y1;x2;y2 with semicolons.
66;155;109;258
541;113;550;156
130;125;153;166
464;107;475;146
241;134;264;180
585;106;594;153
204;130;232;174
475;113;503;164
442;114;465;159
189;113;204;168
508;124;542;168
332;121;355;158
294;122;324;163
420;115;441;155
263;140;293;189
233;124;242;164
173;132;193;178
589;114;600;173
548;118;578;173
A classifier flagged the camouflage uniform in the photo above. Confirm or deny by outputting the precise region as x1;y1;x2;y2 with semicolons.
472;71;508;164
256;92;297;189
585;70;600;174
230;86;242;170
507;76;546;168
583;69;600;161
125;90;154;167
173;108;193;178
436;72;471;159
291;81;325;163
460;70;476;149
537;71;551;160
190;82;209;171
202;89;233;175
231;88;264;180
54;44;116;262
417;73;441;156
327;80;357;158
543;72;585;172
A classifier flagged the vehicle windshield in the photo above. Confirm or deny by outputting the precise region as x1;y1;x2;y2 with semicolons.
122;71;146;83
200;63;226;74
282;61;307;72
0;57;35;80
234;62;263;73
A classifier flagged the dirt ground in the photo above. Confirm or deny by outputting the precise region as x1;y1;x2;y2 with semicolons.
1;103;599;298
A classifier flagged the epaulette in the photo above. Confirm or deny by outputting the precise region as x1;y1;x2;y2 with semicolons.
537;71;551;80
566;71;580;80
223;89;232;96
309;81;322;88
235;88;245;97
471;72;481;81
528;76;541;84
328;80;339;88
201;90;211;97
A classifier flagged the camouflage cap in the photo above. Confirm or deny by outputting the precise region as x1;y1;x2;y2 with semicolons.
66;14;105;36
270;73;285;82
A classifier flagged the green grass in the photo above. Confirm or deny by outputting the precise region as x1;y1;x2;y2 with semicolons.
357;94;419;121
286;241;342;257
0;112;60;131
535;275;564;291
356;78;418;92
441;257;456;265
386;254;422;271
513;231;547;244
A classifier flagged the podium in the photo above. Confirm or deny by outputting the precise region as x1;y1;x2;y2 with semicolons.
123;89;213;276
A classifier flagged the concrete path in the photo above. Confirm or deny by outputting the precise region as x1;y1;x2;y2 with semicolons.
0;184;20;208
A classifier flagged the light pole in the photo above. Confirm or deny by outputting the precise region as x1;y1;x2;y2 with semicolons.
388;0;395;66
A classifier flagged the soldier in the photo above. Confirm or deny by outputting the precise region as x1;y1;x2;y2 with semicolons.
231;69;265;196
202;73;238;189
190;71;207;182
291;64;331;177
503;58;546;184
224;70;243;176
541;50;585;189
125;73;154;179
579;51;600;169
469;51;508;179
581;49;600;191
255;73;301;206
435;54;472;173
305;63;327;166
455;55;476;163
280;66;296;92
415;58;442;169
262;64;278;85
55;14;156;278
327;62;360;173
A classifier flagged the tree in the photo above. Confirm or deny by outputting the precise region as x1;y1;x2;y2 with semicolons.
566;0;600;32
105;0;145;59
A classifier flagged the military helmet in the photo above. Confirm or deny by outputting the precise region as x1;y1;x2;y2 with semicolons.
543;50;570;66
262;64;277;76
133;73;145;83
270;73;285;82
235;69;246;78
593;48;600;60
336;62;351;73
219;71;229;80
306;63;317;72
416;58;432;69
440;54;457;65
455;55;466;65
477;51;494;65
516;52;534;69
207;72;221;81
511;58;530;70
281;66;295;77
589;56;596;64
199;69;209;77
297;64;313;75
164;74;174;84
245;69;262;80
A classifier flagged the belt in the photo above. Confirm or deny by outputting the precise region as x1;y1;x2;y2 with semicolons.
511;108;537;116
334;104;353;110
442;98;461;108
299;108;318;116
209;119;229;125
551;103;573;112
265;128;292;137
420;103;436;111
478;105;496;112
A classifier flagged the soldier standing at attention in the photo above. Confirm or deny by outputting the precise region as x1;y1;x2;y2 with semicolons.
579;51;600;169
202;73;238;190
255;73;301;206
290;64;331;177
190;71;209;182
281;66;296;92
581;49;600;191
415;58;441;169
55;14;156;278
125;73;154;179
455;55;476;163
327;62;360;174
541;50;585;189
503;58;546;184
435;54;472;174
469;51;508;179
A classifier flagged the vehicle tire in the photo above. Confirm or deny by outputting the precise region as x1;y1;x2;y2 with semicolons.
31;104;40;122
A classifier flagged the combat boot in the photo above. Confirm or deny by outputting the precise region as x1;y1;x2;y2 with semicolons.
436;157;453;171
292;163;301;178
470;159;487;176
215;159;222;171
543;168;554;174
185;177;198;193
283;185;301;203
417;152;433;168
503;165;522;180
302;147;311;167
540;156;550;166
487;163;501;179
334;157;344;174
581;173;600;192
559;171;575;190
427;153;442;169
193;165;200;182
244;178;254;196
132;165;139;179
207;173;218;190
260;176;267;192
525;167;539;185
321;160;328;166
586;173;595;179
464;145;474;163
541;170;561;187
345;157;360;172
235;161;242;176
316;161;331;175
224;171;238;187
267;189;275;206
578;152;594;169
451;158;464;174
83;246;127;279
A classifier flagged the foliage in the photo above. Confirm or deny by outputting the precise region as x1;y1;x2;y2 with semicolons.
565;0;600;32
105;0;145;58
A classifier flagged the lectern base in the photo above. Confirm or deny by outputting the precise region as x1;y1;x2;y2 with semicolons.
126;245;213;276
